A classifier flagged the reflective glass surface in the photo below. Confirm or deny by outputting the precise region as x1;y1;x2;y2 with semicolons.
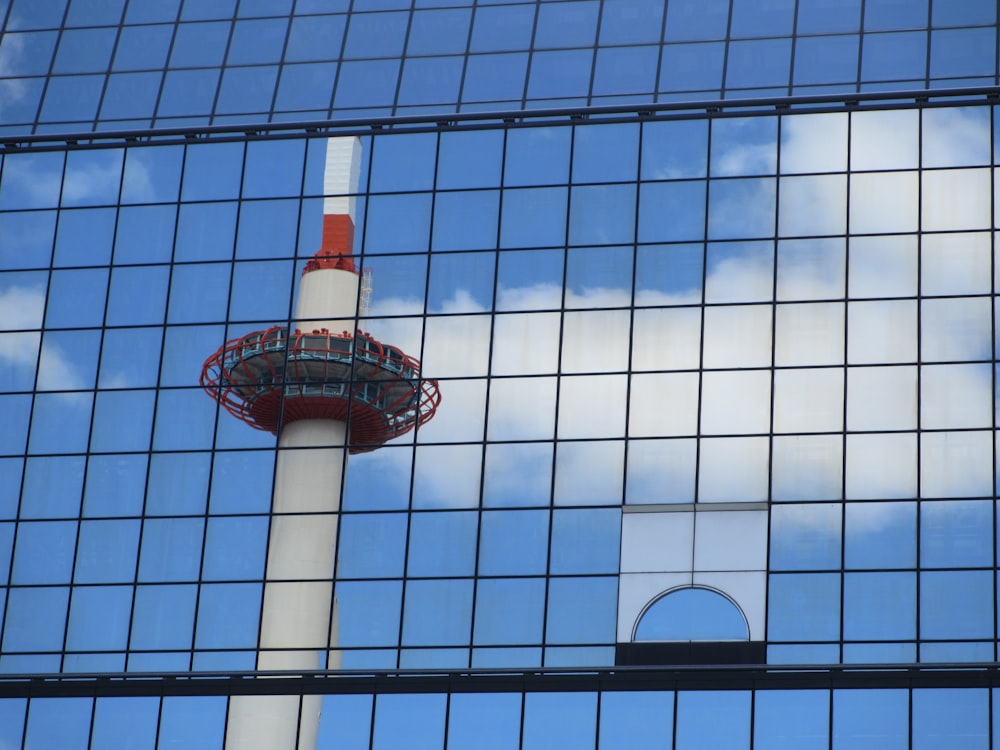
1;1;999;747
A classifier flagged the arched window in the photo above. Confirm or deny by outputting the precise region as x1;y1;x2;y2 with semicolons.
633;587;749;642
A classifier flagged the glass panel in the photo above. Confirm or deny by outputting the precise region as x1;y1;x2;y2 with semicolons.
845;502;916;569
482;443;553;508
793;35;859;86
447;693;521;750
523;693;597;749
771;504;842;570
157;696;226;750
535;1;598;49
478;510;548;574
699;436;770;503
372;694;446;750
130;584;197;650
700;370;771;435
91;697;159;750
550;508;620;574
23;697;92;750
545;577;617;645
727;38;791;89
920;571;993;640
401;579;474;647
848;235;917;299
66;585;132;651
195;583;262;649
74;519;140;583
407;511;477;577
316;694;373;749
337;513;407;579
473;578;545;646
755;690;829;750
843;572;916;641
676;691;750;750
833;689;908;750
912;688;989;750
664;0;730;41
845;433;917;500
768;573;841;641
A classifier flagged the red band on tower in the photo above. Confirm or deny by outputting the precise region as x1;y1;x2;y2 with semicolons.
304;214;357;273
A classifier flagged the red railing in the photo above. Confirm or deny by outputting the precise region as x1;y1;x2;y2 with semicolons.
201;326;440;453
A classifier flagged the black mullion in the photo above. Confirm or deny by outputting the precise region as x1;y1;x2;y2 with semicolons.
540;120;575;666
855;0;867;93
58;143;130;673
187;138;249;673
391;128;440;669
693;116;712;514
153;693;166;749
907;676;914;750
319;0;353;118
768;115;782;509
826;685;835;750
206;4;239;127
767;111;782;659
517;689;527;750
788;0;802;97
84;690;99;748
585;0;605;108
670;689;679;750
389;1;416;118
518;1;541;109
308;133;351;668
923;0;933;87
441;689;452;750
262;0;297;120
468;125;509;665
27;0;71;134
592;687;602;750
3;146;70;672
90;0;129;130
719;0;736;99
990;102;998;663
838;107;851;658
621;117;642;507
149;2;185;125
651;0;670;101
123;140;189;669
0;0;12;33
454;0;477;110
842;110;858;658
914;101;924;660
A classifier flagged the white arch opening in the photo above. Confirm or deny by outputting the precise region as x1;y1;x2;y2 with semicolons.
632;586;750;642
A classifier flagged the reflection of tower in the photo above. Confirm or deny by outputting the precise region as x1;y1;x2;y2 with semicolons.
201;137;440;750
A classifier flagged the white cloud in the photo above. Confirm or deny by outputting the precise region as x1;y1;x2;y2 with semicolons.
0;32;27;118
354;108;994;509
0;286;87;399
0;152;126;208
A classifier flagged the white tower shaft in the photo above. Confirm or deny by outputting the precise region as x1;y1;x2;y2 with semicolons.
225;137;362;750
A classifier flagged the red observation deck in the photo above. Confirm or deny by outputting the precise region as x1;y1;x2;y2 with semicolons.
200;322;440;453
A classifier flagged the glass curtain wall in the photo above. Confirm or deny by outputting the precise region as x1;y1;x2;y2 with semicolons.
0;0;996;134
1;99;998;672
2;682;999;749
2;0;1000;748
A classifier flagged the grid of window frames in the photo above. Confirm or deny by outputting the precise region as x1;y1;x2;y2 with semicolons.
1;0;997;135
1;682;1000;749
1;99;998;672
